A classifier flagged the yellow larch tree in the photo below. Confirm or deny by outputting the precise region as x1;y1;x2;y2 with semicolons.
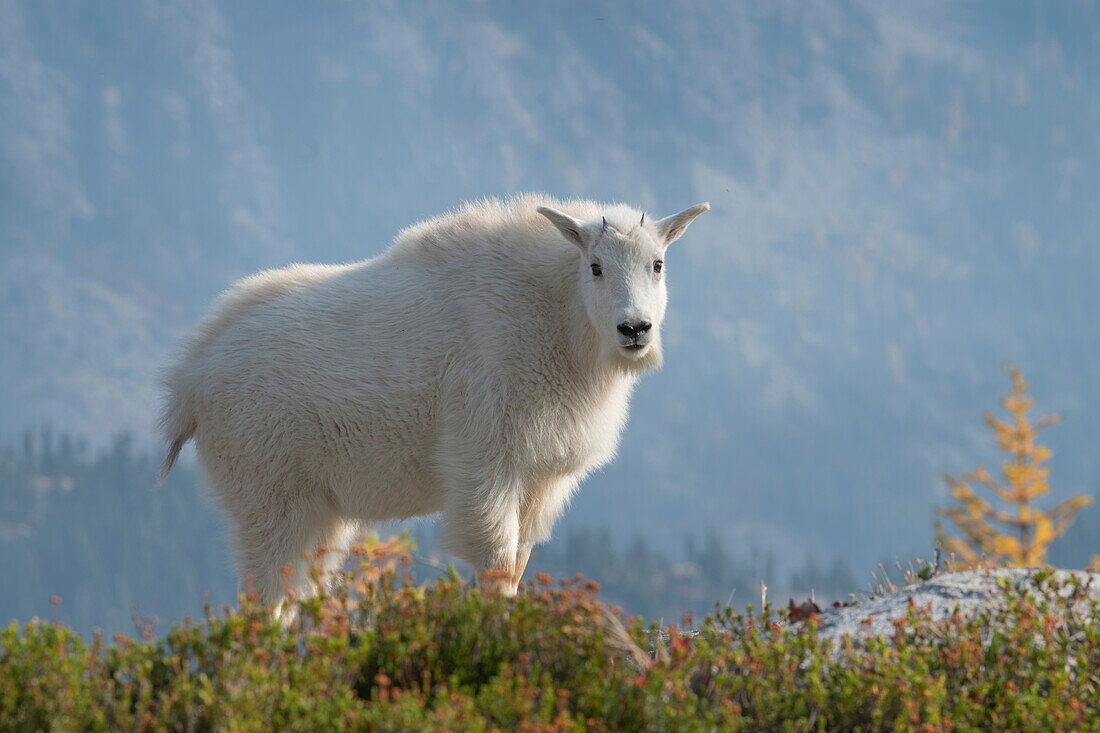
936;369;1092;568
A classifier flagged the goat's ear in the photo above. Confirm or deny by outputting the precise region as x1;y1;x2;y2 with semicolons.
537;206;591;250
655;202;710;245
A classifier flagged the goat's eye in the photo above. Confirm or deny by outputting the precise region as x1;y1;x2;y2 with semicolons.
653;260;663;273
590;262;602;277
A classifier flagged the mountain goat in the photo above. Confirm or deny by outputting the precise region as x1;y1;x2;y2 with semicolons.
159;194;708;616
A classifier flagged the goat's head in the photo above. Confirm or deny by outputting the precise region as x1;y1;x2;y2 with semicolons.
538;202;709;371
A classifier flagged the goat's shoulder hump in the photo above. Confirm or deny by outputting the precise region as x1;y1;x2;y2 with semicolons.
390;194;613;259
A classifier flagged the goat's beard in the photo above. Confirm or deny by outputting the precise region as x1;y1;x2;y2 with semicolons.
604;339;663;375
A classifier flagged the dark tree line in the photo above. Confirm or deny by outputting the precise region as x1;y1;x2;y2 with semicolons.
1;429;237;637
528;526;856;623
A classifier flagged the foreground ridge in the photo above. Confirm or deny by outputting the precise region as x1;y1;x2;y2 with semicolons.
5;549;1100;730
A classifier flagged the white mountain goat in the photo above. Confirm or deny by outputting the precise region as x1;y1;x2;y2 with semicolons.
159;194;708;616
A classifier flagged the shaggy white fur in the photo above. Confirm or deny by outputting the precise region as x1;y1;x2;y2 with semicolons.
159;194;708;616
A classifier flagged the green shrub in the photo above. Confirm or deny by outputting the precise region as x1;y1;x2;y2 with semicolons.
3;537;1100;730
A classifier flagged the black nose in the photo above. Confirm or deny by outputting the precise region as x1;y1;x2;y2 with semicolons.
617;320;652;338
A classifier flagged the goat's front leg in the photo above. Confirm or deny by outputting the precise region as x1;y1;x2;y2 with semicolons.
441;471;522;595
512;477;578;591
511;542;533;590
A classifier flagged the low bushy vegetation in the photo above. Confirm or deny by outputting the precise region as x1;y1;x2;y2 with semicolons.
4;537;1100;731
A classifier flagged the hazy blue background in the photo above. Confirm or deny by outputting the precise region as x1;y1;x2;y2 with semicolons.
3;0;1099;622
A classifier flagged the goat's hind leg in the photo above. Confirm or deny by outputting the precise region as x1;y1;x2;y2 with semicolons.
229;492;353;622
310;517;360;593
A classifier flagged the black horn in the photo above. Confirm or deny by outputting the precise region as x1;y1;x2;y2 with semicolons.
640;212;645;226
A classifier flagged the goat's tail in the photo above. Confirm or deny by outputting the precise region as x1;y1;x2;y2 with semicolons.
157;385;197;485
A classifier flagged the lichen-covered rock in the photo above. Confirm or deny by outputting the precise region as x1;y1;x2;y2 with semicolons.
810;568;1100;645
